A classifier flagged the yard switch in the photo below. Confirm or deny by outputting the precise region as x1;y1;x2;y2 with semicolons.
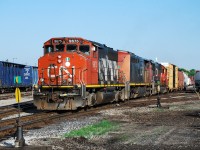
15;122;25;147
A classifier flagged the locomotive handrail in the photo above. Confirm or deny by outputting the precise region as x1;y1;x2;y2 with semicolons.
82;68;87;85
49;64;57;84
79;70;83;86
79;68;87;86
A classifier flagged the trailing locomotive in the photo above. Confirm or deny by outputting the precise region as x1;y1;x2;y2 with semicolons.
33;37;179;110
0;61;38;93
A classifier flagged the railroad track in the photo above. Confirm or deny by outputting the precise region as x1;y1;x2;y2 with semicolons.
0;91;32;100
0;101;35;119
0;92;199;141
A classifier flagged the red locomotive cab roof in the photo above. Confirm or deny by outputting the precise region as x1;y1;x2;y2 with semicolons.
42;37;94;56
44;37;90;46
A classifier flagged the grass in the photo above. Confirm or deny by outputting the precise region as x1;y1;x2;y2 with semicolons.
64;120;118;139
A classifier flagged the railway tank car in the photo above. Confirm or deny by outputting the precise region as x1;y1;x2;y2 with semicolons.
33;37;167;110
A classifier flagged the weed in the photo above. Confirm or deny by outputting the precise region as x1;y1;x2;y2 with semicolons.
64;120;118;139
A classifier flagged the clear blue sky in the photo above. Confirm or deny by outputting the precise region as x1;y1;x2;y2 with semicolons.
0;0;200;70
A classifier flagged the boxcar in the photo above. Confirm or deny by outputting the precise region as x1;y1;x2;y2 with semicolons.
161;63;178;91
178;70;184;90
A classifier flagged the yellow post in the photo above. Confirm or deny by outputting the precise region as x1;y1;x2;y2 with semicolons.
15;88;21;103
15;76;21;102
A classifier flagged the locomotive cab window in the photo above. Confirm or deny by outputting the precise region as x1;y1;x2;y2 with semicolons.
55;44;64;52
67;44;77;52
44;45;54;54
79;45;90;55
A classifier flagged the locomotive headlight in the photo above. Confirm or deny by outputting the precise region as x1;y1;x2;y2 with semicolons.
58;59;62;63
58;55;62;58
40;78;44;82
65;62;70;67
68;78;72;82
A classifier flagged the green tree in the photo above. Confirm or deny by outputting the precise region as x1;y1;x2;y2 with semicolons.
188;69;196;76
179;68;195;76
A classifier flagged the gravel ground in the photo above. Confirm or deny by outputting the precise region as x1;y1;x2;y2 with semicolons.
0;115;102;148
1;97;200;150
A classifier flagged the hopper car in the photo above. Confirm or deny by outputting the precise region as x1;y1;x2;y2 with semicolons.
0;61;38;93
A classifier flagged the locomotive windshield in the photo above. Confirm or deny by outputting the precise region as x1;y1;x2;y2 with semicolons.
80;45;90;55
67;44;77;52
44;45;64;54
55;44;64;52
44;45;53;54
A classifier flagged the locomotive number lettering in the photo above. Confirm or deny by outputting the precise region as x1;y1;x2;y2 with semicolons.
54;40;63;43
68;39;79;43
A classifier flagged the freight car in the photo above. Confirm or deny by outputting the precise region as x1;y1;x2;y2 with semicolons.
0;61;38;93
194;71;200;92
161;63;178;92
178;70;184;90
33;37;168;110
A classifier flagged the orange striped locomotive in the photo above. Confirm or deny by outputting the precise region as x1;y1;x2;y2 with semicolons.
33;37;168;110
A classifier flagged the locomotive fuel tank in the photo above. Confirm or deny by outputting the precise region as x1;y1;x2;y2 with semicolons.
96;87;116;104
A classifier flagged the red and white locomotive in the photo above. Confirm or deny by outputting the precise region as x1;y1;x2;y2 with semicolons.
33;37;168;110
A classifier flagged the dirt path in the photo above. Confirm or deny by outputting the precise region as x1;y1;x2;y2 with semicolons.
92;100;200;149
